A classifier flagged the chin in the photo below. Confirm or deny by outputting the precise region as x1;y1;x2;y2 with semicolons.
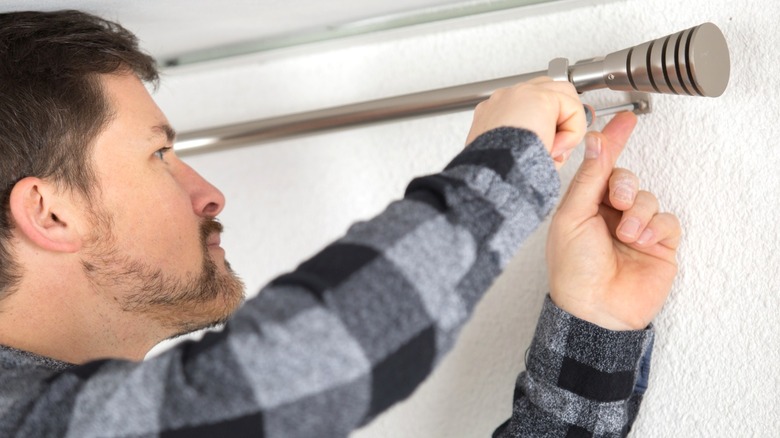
165;295;243;340
166;318;229;340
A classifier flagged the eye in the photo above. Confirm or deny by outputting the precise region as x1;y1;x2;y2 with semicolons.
154;146;173;161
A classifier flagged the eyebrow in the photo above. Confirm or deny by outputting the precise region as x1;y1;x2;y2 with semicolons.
151;124;177;144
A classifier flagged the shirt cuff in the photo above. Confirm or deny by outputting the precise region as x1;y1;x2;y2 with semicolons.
526;295;655;403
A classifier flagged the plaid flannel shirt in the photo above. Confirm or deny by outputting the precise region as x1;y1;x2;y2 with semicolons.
0;127;653;437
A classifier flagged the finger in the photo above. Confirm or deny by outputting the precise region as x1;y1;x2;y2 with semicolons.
544;81;585;166
551;92;587;158
552;148;573;170
616;190;660;243
636;212;681;249
606;168;640;211
526;75;554;85
597;202;622;240
537;78;579;96
557;111;638;223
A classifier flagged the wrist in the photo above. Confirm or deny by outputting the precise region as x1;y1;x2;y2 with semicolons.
549;294;648;331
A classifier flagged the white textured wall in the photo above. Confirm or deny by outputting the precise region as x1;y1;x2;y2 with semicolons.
151;0;780;436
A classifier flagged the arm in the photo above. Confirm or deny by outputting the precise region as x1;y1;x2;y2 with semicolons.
0;132;559;437
2;79;587;438
495;113;680;437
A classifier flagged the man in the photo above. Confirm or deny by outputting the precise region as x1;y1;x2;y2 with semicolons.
0;10;679;437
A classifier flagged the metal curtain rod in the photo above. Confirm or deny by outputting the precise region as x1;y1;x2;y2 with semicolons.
176;22;730;155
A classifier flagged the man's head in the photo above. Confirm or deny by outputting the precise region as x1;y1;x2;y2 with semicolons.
0;10;158;294
0;10;244;358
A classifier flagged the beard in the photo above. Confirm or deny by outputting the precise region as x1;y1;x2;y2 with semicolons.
80;209;245;337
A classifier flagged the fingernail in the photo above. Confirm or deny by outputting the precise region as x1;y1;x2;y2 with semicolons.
553;149;571;163
637;228;654;245
613;185;635;204
585;134;601;159
620;218;641;239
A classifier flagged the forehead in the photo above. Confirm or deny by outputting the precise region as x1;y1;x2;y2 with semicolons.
95;73;174;149
99;73;170;135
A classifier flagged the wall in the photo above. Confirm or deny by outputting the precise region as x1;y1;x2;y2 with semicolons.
151;0;780;435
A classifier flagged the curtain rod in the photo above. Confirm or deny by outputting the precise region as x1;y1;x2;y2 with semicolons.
175;23;729;156
174;70;544;155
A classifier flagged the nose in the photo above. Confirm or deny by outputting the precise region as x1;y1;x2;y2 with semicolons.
175;160;226;218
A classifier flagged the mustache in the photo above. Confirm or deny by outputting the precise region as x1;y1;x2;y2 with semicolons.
200;219;224;245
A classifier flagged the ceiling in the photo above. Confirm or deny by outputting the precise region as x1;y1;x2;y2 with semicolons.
0;0;468;63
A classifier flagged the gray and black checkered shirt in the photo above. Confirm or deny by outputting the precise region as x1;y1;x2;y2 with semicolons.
0;127;653;437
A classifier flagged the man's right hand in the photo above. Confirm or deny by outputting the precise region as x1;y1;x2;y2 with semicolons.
465;77;586;168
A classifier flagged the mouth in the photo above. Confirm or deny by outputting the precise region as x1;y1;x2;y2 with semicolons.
201;219;225;251
206;233;221;248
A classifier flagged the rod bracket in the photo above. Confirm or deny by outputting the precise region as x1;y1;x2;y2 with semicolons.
547;57;570;82
630;92;653;115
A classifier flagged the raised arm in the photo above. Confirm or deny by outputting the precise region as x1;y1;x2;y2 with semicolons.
2;80;588;437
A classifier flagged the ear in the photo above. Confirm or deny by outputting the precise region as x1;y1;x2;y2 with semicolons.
8;177;83;253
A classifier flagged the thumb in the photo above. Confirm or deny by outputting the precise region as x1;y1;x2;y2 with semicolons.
557;112;638;222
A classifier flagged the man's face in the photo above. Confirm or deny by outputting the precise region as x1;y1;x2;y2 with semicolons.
82;72;244;335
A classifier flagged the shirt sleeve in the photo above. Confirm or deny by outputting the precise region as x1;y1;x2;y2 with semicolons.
493;296;655;438
2;127;560;438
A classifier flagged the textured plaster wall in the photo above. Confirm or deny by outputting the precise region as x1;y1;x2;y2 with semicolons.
151;0;780;436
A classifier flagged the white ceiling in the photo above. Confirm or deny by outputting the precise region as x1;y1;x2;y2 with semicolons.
0;0;465;62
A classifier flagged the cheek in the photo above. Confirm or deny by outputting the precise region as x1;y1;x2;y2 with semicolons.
106;172;202;266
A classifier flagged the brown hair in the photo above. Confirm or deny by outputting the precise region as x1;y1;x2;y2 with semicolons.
0;10;159;298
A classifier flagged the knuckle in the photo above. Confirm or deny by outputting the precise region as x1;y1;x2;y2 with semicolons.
492;87;510;98
666;213;682;231
650;194;661;210
574;167;599;185
638;190;659;206
618;167;639;179
612;167;636;179
474;101;491;115
555;80;578;95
